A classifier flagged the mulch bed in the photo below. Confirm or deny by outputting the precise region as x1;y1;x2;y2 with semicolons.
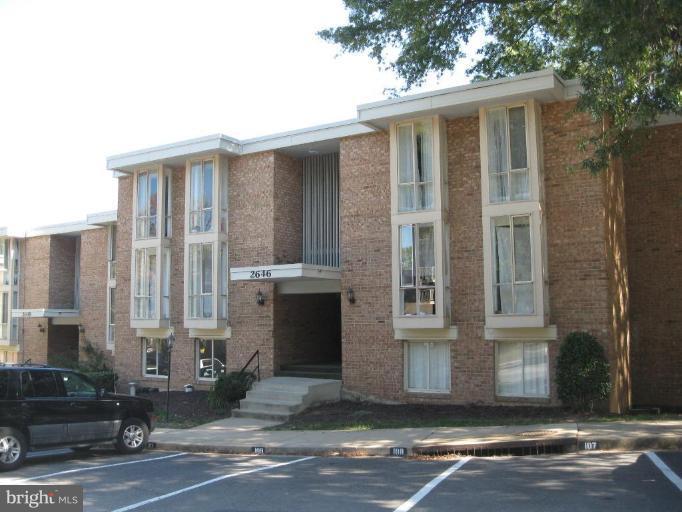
138;390;231;428
272;400;590;430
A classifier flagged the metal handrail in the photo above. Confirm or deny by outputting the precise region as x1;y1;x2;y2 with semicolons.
239;350;260;382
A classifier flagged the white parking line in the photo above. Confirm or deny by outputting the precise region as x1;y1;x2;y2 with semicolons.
9;452;187;483
393;457;471;512
646;452;682;491
111;456;316;512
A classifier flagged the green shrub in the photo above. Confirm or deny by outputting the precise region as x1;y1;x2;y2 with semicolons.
556;332;611;412
50;341;118;392
208;372;254;410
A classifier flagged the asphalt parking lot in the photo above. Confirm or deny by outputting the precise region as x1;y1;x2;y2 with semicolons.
1;448;680;511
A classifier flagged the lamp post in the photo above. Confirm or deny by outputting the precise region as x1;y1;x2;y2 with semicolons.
165;328;175;422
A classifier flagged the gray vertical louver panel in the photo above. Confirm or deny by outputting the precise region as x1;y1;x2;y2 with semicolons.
303;153;339;268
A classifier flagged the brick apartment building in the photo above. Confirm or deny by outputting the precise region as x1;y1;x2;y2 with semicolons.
4;70;680;412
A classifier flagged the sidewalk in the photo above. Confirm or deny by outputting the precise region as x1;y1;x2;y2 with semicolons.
149;418;682;457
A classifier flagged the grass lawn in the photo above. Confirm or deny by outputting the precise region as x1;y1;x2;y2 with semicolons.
266;401;681;431
139;390;230;429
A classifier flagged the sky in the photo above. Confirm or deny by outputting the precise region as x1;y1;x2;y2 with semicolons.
0;0;482;233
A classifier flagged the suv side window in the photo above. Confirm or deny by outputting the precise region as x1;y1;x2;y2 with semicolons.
61;371;96;398
22;371;62;398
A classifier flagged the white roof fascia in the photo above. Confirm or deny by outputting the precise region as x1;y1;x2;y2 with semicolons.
26;220;100;237
357;69;567;122
86;210;117;226
240;119;375;154
107;134;241;172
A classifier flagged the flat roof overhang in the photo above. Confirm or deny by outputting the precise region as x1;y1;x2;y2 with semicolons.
357;69;580;129
12;309;81;325
230;263;341;294
106;121;375;173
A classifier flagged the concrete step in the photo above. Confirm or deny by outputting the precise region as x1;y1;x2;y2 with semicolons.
239;398;305;415
279;364;341;373
235;377;342;422
231;408;291;422
277;370;342;380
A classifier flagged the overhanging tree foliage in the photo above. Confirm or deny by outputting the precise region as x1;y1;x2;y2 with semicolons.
319;1;682;172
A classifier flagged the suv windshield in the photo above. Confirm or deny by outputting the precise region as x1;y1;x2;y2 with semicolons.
61;372;96;398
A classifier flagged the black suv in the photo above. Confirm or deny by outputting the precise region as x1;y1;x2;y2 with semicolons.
0;364;154;471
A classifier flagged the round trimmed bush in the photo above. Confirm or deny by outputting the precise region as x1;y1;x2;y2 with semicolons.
556;332;611;412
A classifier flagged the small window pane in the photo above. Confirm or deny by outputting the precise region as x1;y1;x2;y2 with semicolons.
190;163;202;212
487;108;509;174
512;216;532;282
398;125;414;185
418;288;436;315
202;244;212;294
494;284;513;314
428;342;449;390
137;173;147;217
398;184;414;212
417;224;435;286
510;169;530;201
508;106;528;170
402;288;417;316
407;342;428;390
514;283;534;314
399;225;414;287
496;343;524;396
492;217;512;285
203;160;213;209
418;183;433;210
149;172;158;216
415;121;433;184
523;342;548;396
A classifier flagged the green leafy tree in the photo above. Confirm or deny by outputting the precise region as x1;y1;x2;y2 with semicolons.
320;1;682;172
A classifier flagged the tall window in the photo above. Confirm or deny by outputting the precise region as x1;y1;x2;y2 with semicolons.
219;167;228;233
219;242;227;319
406;341;450;392
0;292;7;340
163;173;172;238
486;106;529;203
399;223;436;316
189;243;213;318
196;339;227;380
107;225;117;280
134;247;157;319
398;121;433;212
107;287;115;346
0;239;8;286
136;170;158;239
189;160;214;233
496;341;548;397
491;215;534;314
143;338;169;377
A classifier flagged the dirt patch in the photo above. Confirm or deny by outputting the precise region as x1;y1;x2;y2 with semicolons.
139;390;231;429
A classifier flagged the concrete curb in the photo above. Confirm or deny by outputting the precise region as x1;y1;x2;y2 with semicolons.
149;434;680;458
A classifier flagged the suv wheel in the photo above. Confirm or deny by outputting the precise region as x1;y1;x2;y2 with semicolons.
0;428;27;472
116;419;149;454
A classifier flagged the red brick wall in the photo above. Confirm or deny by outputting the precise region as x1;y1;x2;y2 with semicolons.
79;227;111;362
48;235;77;309
339;102;629;408
624;122;682;407
273;153;303;264
21;236;50;363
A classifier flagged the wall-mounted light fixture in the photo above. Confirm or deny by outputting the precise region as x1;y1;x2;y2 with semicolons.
78;324;85;334
346;287;356;304
37;323;45;333
256;289;266;306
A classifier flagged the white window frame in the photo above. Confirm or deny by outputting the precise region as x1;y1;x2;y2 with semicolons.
480;100;548;329
495;341;549;398
188;158;215;234
184;155;229;331
195;338;227;382
132;247;158;321
142;338;169;379
188;242;213;319
390;116;450;331
404;341;451;393
134;169;159;240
